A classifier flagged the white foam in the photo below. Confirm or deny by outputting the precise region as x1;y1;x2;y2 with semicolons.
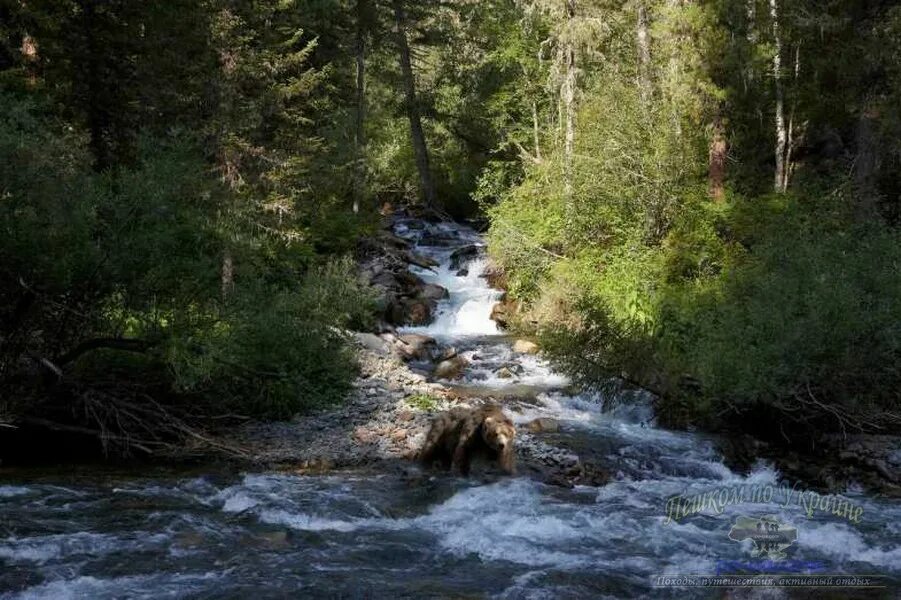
0;485;31;498
401;256;503;338
0;532;169;566
797;522;901;569
11;571;222;600
416;480;597;569
257;509;402;533
220;491;259;513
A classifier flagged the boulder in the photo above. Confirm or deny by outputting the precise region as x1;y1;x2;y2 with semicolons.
481;261;508;290
527;418;560;433
394;270;426;297
449;244;482;269
513;339;539;354
495;367;515;379
490;301;510;328
352;332;391;356
403;299;432;325
394;333;438;361
376;229;412;249
419;229;460;247
419;283;449;301
437;346;458;361
456;268;469;277
404;251;439;270
370;271;398;289
433;355;468;380
385;300;405;325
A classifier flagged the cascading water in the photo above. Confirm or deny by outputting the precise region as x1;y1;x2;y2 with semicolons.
395;220;502;339
1;219;898;599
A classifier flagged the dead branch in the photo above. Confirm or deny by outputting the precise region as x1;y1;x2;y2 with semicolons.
56;337;153;367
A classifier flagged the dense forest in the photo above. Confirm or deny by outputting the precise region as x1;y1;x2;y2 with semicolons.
1;0;900;455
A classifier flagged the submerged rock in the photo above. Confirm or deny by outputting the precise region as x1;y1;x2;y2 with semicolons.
433;355;468;380
449;244;482;269
527;418;560;433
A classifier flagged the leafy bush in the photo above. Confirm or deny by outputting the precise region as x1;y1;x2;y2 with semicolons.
0;92;376;432
168;258;377;419
486;72;901;438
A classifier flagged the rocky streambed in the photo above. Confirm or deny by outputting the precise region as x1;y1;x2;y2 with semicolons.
226;210;624;487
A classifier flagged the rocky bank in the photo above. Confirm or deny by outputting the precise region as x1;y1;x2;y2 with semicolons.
229;332;607;487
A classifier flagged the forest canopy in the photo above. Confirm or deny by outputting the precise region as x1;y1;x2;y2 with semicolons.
1;0;900;452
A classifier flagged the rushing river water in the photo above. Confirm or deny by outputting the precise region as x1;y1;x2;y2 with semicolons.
2;219;899;598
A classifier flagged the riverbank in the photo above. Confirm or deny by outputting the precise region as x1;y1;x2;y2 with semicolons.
206;210;901;497
227;330;608;488
215;209;610;487
4;207;895;499
224;209;899;497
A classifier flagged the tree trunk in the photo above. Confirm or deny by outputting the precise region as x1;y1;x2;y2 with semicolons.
221;249;234;300
21;33;38;87
708;111;727;201
853;103;881;220
745;0;757;91
770;0;787;193
636;2;651;104
562;0;576;205
392;0;436;208
783;44;800;191
80;0;111;172
353;0;367;214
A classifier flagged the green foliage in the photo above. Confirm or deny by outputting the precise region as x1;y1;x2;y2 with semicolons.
168;258;375;419
406;393;439;411
0;7;376;427
4;0;901;446
486;0;901;437
673;195;901;417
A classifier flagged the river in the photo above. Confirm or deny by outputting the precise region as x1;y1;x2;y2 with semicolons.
1;218;899;598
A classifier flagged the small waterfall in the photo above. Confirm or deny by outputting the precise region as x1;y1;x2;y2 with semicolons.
396;221;503;339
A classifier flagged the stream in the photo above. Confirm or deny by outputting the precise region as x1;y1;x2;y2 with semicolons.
1;218;899;598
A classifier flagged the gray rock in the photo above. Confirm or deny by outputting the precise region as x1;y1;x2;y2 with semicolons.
352;332;391;356
449;244;482;269
393;333;437;361
433;356;468;380
420;283;449;301
527;417;560;433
